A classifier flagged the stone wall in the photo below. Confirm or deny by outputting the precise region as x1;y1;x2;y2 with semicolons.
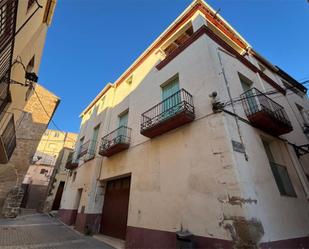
0;84;59;217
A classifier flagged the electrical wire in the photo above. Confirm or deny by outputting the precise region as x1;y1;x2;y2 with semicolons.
32;87;77;144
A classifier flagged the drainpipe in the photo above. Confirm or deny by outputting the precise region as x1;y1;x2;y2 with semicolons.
91;85;116;211
217;47;248;161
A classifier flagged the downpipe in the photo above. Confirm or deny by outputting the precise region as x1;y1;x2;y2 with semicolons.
217;48;248;161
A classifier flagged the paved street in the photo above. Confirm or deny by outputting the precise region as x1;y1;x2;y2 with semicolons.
0;213;114;249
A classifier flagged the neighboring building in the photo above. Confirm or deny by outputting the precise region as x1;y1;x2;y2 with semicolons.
59;0;309;248
21;130;77;211
44;133;77;212
0;0;58;217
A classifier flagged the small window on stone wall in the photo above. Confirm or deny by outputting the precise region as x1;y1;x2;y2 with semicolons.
40;169;48;174
72;172;77;182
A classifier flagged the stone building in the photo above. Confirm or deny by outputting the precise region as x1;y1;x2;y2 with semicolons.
21;129;77;211
0;0;58;217
59;0;309;248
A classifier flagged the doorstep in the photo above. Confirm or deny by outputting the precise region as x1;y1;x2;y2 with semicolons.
93;234;125;249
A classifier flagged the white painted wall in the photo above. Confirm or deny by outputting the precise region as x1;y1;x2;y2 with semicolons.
61;12;309;243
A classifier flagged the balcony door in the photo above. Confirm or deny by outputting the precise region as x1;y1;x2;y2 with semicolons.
89;125;100;156
239;73;257;114
117;111;128;141
161;78;180;119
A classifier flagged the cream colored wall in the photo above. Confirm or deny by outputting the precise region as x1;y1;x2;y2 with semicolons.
62;10;309;243
209;35;309;242
23;164;52;186
23;130;77;200
0;0;54;133
63;26;247;240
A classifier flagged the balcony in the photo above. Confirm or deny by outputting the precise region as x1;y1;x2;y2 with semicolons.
77;140;97;161
241;88;293;136
65;151;78;170
141;88;195;138
99;126;132;157
0;114;16;163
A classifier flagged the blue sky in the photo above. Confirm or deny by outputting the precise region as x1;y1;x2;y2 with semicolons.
39;0;309;133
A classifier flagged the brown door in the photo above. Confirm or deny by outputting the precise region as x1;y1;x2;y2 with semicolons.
100;176;131;240
52;181;65;210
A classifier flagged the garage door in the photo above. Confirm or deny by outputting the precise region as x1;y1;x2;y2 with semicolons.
100;176;131;240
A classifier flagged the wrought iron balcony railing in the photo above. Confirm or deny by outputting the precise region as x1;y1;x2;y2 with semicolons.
65;151;78;170
141;88;195;138
99;126;132;157
241;87;292;136
77;139;97;161
0;113;16;163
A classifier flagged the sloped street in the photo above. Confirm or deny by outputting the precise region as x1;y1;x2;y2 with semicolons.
0;213;113;249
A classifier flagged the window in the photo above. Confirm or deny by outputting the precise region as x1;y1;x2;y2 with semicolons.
88;125;100;157
48;143;56;149
77;137;84;156
238;73;253;92
43;0;54;25
72;172;77;182
258;63;266;72
126;75;133;85
27;0;35;10
238;73;257;114
282;80;304;97
161;76;180;118
40;168;48;174
118;110;129;138
100;96;106;108
262;140;297;197
54;131;60;137
119;110;129;127
92;105;98;117
296;103;309;125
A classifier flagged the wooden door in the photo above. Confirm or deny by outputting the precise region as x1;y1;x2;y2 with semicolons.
52;181;65;210
100;176;131;240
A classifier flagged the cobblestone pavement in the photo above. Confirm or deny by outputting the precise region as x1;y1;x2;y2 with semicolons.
0;213;114;249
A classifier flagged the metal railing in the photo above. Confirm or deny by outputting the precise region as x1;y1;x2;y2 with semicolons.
65;151;78;168
100;126;132;152
0;0;18;117
240;87;291;127
141;88;194;131
77;139;97;159
0;113;16;161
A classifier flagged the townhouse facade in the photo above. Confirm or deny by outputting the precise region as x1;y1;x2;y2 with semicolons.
21;129;77;210
0;0;58;217
59;1;309;248
43;130;77;212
